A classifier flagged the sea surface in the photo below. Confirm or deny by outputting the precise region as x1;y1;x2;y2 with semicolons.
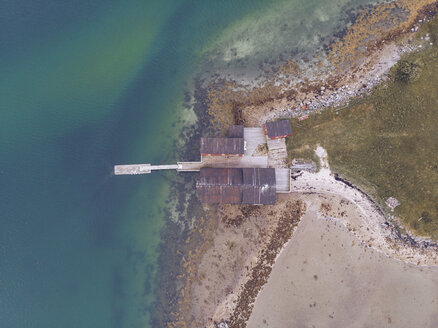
0;1;382;327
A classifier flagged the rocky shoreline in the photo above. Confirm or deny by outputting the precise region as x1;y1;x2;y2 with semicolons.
204;1;438;130
291;146;438;267
225;201;304;328
151;78;217;327
333;173;438;254
246;197;438;328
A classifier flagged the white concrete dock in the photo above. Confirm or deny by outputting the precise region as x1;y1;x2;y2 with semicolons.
114;164;180;175
178;162;203;171
275;168;291;193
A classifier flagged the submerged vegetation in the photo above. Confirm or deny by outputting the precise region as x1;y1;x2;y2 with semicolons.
287;17;438;239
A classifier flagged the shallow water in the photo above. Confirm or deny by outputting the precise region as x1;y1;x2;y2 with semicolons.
200;0;386;84
0;1;392;327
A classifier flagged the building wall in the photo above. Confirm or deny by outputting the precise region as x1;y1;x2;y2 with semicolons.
201;153;243;157
268;134;290;140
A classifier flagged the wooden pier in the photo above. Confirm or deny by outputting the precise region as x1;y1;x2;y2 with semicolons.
114;162;206;175
178;162;203;171
114;126;291;194
275;168;291;193
114;164;179;175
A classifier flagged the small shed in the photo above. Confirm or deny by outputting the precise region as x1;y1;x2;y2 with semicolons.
264;120;292;139
196;167;276;205
228;125;244;138
200;138;244;156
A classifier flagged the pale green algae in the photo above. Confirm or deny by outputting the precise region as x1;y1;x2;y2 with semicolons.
199;0;389;84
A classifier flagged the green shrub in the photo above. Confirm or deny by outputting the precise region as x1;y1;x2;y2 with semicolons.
391;59;420;82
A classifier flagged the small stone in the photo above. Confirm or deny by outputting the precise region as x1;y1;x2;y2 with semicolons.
385;197;400;211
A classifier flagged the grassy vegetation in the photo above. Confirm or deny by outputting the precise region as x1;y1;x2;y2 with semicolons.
287;18;438;239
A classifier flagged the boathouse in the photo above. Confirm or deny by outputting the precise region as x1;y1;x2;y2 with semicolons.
264;120;292;140
196;167;276;205
200;138;244;156
200;126;246;157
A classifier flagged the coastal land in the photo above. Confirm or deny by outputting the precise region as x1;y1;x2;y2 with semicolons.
247;200;438;328
162;1;438;327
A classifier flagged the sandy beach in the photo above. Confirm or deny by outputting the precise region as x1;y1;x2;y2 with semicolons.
186;199;304;328
247;203;438;328
291;147;438;267
194;146;438;327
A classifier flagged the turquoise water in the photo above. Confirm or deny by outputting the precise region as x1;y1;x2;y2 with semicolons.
0;1;381;327
0;1;284;327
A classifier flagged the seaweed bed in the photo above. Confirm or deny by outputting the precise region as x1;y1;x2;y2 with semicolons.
226;201;304;328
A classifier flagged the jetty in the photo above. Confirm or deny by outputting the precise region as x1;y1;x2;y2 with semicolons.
114;163;203;175
114;164;179;175
114;121;293;204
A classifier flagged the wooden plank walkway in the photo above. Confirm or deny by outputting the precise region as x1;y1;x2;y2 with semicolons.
275;168;291;193
178;162;203;171
267;138;288;167
244;128;266;156
114;127;292;196
115;164;151;175
201;155;268;168
114;164;179;175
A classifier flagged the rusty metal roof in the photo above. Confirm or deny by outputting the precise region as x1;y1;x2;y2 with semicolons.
196;168;276;205
200;137;244;155
265;120;292;139
228;125;244;138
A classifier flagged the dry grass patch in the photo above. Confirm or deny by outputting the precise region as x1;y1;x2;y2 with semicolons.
288;17;438;238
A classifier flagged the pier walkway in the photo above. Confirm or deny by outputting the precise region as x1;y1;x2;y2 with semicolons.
114;162;206;175
114;155;270;175
114;127;291;193
244;127;266;156
114;164;180;175
178;162;203;171
115;127;270;176
275;168;291;193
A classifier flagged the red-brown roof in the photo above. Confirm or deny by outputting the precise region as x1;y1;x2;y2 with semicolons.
196;168;276;205
200;138;244;155
228;125;244;138
265;120;292;139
